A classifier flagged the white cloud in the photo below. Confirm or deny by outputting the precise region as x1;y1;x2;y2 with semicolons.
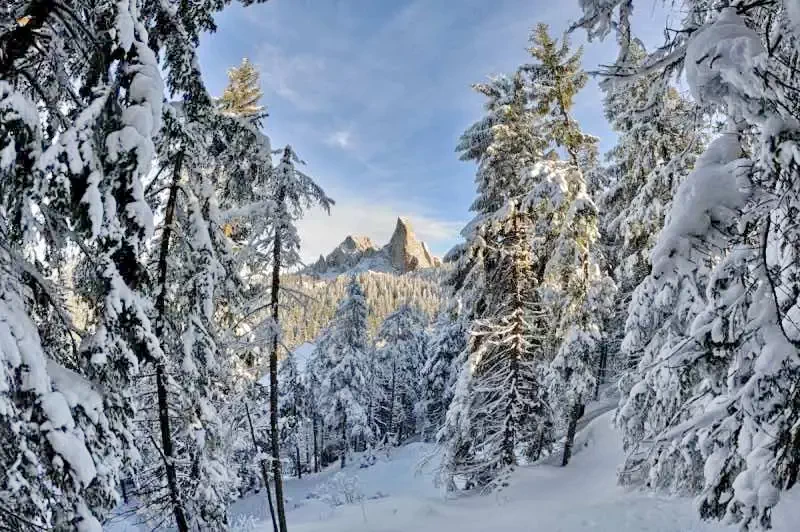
295;195;463;264
326;129;352;150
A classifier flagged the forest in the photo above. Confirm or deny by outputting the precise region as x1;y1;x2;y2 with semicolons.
2;1;800;531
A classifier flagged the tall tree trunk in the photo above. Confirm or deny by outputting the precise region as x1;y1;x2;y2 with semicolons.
270;186;288;532
386;359;397;443
295;445;302;479
340;406;347;469
245;402;278;532
594;338;608;400
561;401;583;467
312;414;320;473
154;153;189;532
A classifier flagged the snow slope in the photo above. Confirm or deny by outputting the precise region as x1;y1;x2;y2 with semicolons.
106;412;799;531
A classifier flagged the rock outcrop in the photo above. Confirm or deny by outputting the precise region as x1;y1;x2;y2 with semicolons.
386;217;439;273
307;217;441;276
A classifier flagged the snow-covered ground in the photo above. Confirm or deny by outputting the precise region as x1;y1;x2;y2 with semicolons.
106;412;799;531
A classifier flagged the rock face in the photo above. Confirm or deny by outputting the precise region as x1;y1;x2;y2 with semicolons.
308;217;441;276
386;217;439;273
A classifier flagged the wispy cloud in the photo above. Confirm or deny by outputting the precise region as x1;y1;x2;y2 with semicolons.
326;129;353;150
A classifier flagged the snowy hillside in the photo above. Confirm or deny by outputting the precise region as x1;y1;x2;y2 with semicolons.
106;413;799;531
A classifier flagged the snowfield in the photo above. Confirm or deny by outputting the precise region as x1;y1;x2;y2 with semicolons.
107;412;799;531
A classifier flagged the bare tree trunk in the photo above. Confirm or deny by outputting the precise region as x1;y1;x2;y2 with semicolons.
386;359;397;443
270;185;288;532
561;401;583;467
594;338;608;400
340;406;347;469
245;402;278;532
154;153;189;532
312;414;320;473
295;445;302;479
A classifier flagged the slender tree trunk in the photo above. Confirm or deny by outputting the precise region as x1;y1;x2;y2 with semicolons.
269;186;288;532
561;401;583;467
594;338;608;400
153;153;189;532
312;414;320;473
340;406;347;469
245;402;278;532
386;359;397;443
296;445;302;479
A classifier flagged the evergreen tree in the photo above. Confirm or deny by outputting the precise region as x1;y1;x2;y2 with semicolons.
599;41;705;376
575;1;800;527
318;277;372;468
522;23;598;166
219;58;265;121
374;305;427;443
441;68;552;491
278;351;307;478
420;299;467;441
523;24;612;467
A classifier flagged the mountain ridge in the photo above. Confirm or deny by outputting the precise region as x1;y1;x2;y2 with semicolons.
306;217;441;277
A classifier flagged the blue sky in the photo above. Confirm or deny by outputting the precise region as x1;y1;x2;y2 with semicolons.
198;0;670;262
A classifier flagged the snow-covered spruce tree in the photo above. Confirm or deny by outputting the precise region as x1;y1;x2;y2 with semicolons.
441;69;557;491
522;23;598;166
420;298;468;441
598;40;705;377
462;204;553;489
374;304;427;443
134;97;254;530
265;144;331;530
318;276;372;468
521;23;612;467
219;58;265;120
278;350;308;478
0;1;179;528
575;1;800;528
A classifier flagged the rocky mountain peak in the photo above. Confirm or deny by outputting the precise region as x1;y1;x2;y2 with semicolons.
307;217;441;277
386;217;439;273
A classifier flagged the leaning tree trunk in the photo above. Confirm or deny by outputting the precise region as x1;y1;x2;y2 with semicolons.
245;401;278;532
269;186;289;532
561;401;584;467
153;153;190;532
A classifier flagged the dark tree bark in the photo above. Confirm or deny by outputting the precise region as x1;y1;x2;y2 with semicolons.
269;185;288;532
153;153;189;532
561;401;584;467
340;405;347;469
312;414;320;473
245;401;278;532
594;338;608;400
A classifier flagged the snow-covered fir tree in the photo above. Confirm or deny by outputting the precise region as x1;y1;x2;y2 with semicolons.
219;58;265;120
315;277;372;468
278;350;308;478
420;298;468;441
440;69;552;491
374;304;427;443
598;40;705;376
522;23;612;468
574;0;800;528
